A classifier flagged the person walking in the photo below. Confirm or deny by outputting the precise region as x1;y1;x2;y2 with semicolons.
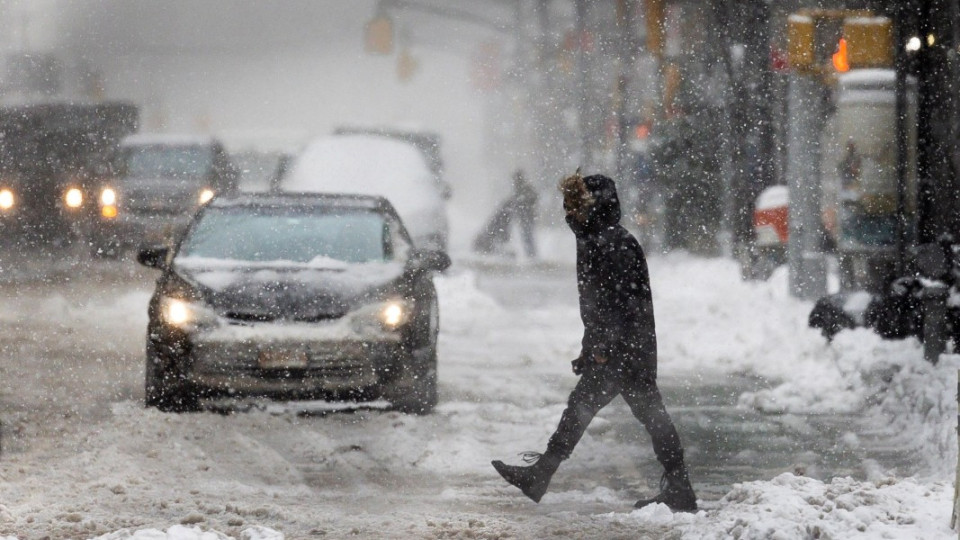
472;169;538;257
512;169;538;259
491;171;697;511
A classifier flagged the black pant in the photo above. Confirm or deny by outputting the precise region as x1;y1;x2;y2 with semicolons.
545;362;685;471
516;207;536;258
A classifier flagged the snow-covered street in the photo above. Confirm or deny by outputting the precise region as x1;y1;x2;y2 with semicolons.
0;244;956;539
0;0;957;538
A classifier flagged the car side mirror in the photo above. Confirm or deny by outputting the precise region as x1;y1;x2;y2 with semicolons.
407;248;451;273
137;245;170;269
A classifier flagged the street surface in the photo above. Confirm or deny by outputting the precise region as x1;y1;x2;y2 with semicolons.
0;249;927;538
471;261;920;501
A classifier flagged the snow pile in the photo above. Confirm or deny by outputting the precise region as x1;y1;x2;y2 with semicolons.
94;525;282;540
646;255;958;479
676;473;953;539
874;353;959;477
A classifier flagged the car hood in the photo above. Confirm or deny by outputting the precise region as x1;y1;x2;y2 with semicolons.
122;177;206;211
172;258;407;321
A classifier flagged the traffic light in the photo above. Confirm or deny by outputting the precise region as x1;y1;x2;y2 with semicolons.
788;10;892;75
843;17;893;69
365;14;394;55
832;38;850;72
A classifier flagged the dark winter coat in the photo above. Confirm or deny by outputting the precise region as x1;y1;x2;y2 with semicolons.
567;174;657;376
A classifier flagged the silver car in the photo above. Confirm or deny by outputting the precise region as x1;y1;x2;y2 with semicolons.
137;192;450;414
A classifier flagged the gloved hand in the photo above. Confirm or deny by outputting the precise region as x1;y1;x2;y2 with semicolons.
571;356;585;375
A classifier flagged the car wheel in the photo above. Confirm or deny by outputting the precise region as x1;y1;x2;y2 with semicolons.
145;342;200;413
414;284;439;349
393;291;439;415
392;347;438;415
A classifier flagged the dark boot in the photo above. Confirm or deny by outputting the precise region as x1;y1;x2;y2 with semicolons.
634;466;697;512
491;452;561;503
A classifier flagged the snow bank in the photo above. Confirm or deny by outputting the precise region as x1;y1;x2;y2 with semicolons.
646;255;957;478
94;525;282;540
645;255;956;538
675;473;954;539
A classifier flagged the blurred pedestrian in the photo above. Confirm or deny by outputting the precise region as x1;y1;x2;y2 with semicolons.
512;169;538;258
491;170;697;511
472;169;538;258
839;140;862;192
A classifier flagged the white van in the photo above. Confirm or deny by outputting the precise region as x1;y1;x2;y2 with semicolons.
280;134;449;251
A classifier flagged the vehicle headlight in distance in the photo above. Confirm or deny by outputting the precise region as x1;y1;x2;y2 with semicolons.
198;188;215;205
100;187;116;206
64;187;83;208
160;297;218;330
0;189;13;210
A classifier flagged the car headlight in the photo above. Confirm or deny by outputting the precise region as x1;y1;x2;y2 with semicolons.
382;302;405;327
64;187;83;208
198;188;215;205
349;299;411;334
160;296;218;330
0;188;13;210
100;187;116;206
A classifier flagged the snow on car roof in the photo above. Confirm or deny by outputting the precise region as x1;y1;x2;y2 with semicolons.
121;133;219;147
282;134;440;213
211;191;390;209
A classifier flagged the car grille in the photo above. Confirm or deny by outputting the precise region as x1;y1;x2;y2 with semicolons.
223;311;345;323
124;192;196;215
191;342;385;377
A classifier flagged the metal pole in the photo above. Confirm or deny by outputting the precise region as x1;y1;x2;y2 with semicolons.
923;284;948;364
894;0;909;277
786;74;828;299
717;1;741;259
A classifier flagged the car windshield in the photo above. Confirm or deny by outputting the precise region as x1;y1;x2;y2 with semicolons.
124;145;214;180
177;205;391;264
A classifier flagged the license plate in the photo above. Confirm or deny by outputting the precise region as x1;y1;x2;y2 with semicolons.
258;350;308;369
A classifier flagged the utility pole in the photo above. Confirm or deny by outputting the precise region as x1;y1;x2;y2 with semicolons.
785;12;828;299
723;0;774;265
894;1;910;277
913;0;960;242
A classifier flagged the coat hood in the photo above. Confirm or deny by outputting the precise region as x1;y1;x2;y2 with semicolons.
564;174;622;236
